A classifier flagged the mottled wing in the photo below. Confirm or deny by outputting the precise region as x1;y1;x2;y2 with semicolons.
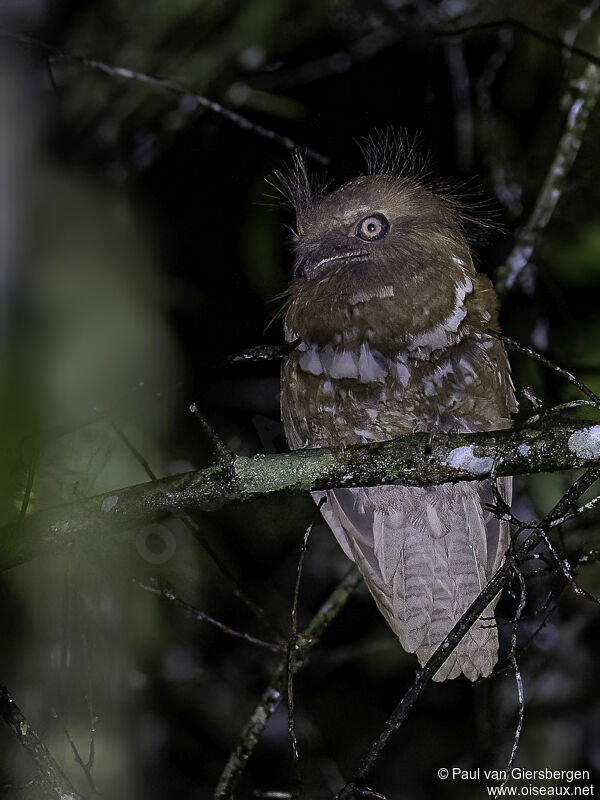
315;480;509;681
281;325;515;682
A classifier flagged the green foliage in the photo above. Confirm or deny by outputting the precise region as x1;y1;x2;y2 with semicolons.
548;222;600;286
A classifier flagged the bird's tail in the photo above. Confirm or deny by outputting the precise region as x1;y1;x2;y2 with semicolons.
314;479;510;681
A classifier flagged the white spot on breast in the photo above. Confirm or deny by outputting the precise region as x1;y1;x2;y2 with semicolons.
298;341;390;385
328;349;359;379
357;344;388;382
432;360;454;386
349;284;395;305
394;356;410;386
285;326;300;344
319;344;334;374
567;426;600;460
421;359;455;397
517;444;530;456
408;324;449;351
406;273;472;353
459;356;477;376
422;380;436;397
299;346;323;376
445;276;472;332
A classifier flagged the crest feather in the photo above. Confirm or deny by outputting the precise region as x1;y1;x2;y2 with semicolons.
358;127;433;183
266;151;331;234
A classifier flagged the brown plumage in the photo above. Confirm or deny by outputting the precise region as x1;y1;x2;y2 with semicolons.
279;151;517;681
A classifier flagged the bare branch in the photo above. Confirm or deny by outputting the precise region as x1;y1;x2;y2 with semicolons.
287;506;321;792
111;422;158;481
190;403;235;473
441;17;600;68
0;685;83;800
487;330;600;407
135;580;284;652
64;709;100;797
503;567;527;783
214;567;361;800
335;467;600;798
19;445;38;521
0;28;329;165
111;421;281;638
2;418;600;573
495;27;600;293
217;340;301;369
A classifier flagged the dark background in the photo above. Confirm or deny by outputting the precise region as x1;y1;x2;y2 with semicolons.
1;1;600;798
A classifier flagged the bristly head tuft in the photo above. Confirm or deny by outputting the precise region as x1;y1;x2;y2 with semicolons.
269;131;499;264
358;127;434;184
358;127;498;256
266;151;331;236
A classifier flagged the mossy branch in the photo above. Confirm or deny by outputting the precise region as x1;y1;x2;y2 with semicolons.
1;418;599;573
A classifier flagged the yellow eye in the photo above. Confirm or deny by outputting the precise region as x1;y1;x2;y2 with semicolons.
356;213;389;241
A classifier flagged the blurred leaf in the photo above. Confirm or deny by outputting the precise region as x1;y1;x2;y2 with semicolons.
241;177;288;303
547;223;600;286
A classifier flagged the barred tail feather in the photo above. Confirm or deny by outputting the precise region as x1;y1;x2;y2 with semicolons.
313;479;510;681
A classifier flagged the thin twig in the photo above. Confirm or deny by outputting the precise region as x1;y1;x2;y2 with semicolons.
335;467;600;797
287;502;324;794
443;38;474;172
0;685;84;800
502;567;527;783
219;340;301;369
64;720;99;796
534;527;600;606
136;580;284;652
440;17;600;68
182;515;283;639
19;445;38;521
61;640;102;794
4;418;600;573
85;695;97;784
493;25;600;293
525;400;600;426
189;403;235;473
214;567;361;800
0;28;329;165
475;29;522;217
112;421;281;638
110;422;158;481
493;593;561;680
486;330;600;407
577;546;600;564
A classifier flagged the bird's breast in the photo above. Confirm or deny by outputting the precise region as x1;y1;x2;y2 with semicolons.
281;333;513;449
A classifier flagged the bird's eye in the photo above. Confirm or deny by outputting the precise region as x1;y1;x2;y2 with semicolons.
356;213;389;242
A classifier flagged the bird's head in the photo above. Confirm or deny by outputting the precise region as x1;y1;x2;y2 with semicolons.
278;163;480;349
